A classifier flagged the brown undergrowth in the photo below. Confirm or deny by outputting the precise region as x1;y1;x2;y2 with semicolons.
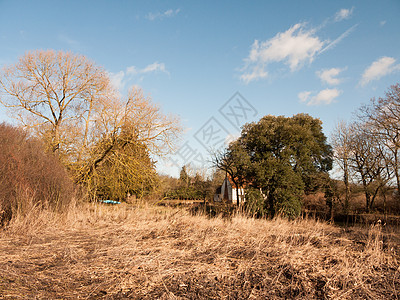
0;203;399;299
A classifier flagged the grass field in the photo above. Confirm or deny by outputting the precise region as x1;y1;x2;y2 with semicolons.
0;202;399;299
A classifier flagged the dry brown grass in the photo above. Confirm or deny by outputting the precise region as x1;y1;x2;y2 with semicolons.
0;203;399;299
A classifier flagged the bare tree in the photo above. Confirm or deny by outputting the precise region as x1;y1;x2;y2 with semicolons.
359;84;400;193
349;123;389;211
77;87;181;175
331;120;353;213
332;120;392;212
0;50;182;199
0;50;113;156
67;86;181;201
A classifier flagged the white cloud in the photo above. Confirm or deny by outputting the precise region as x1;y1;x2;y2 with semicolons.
241;23;325;83
141;62;169;75
380;20;387;27
146;8;180;21
299;88;341;106
316;67;346;85
240;65;268;83
311;88;341;105
164;9;179;17
298;91;312;103
240;9;358;84
360;57;400;86
225;133;240;145
109;71;125;90
334;7;354;22
126;66;137;75
108;62;169;91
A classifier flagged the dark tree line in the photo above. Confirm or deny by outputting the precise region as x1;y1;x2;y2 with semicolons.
160;166;225;201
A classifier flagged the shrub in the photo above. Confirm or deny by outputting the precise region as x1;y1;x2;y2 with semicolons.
244;188;266;217
0;123;75;226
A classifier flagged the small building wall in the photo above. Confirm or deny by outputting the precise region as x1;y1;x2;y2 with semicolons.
214;176;245;205
231;186;245;205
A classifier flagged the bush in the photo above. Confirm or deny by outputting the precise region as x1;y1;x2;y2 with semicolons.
0;123;75;226
244;188;266;217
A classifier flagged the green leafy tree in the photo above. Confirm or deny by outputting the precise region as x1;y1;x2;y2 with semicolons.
244;187;267;218
223;113;332;217
179;165;190;187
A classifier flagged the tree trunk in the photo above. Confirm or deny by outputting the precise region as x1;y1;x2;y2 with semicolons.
394;150;400;193
269;196;275;218
53;123;61;154
78;99;94;162
343;159;350;214
359;171;371;212
235;182;240;206
365;192;371;212
369;185;380;210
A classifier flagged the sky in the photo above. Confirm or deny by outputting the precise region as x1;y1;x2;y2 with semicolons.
0;0;400;177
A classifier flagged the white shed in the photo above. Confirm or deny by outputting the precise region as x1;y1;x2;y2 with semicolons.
214;175;245;205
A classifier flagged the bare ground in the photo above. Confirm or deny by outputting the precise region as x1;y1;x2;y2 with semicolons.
0;203;399;299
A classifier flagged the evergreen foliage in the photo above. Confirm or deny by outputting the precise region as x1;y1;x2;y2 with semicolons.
225;113;332;217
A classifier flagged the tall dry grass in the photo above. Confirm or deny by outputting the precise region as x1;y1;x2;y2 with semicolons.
0;202;399;299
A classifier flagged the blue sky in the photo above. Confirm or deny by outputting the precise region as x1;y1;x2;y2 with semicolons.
1;0;400;177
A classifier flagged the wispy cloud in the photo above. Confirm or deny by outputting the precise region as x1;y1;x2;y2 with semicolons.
225;133;240;145
334;7;354;22
141;62;169;74
360;57;400;86
320;24;358;54
125;62;169;76
108;62;169;90
380;20;387;27
299;88;341;106
126;66;137;75
240;65;268;84
316;7;355;31
316;67;346;85
240;9;357;84
146;8;180;21
241;23;324;83
298;91;312;103
109;71;126;91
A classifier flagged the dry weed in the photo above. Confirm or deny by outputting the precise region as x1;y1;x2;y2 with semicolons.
0;204;399;299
